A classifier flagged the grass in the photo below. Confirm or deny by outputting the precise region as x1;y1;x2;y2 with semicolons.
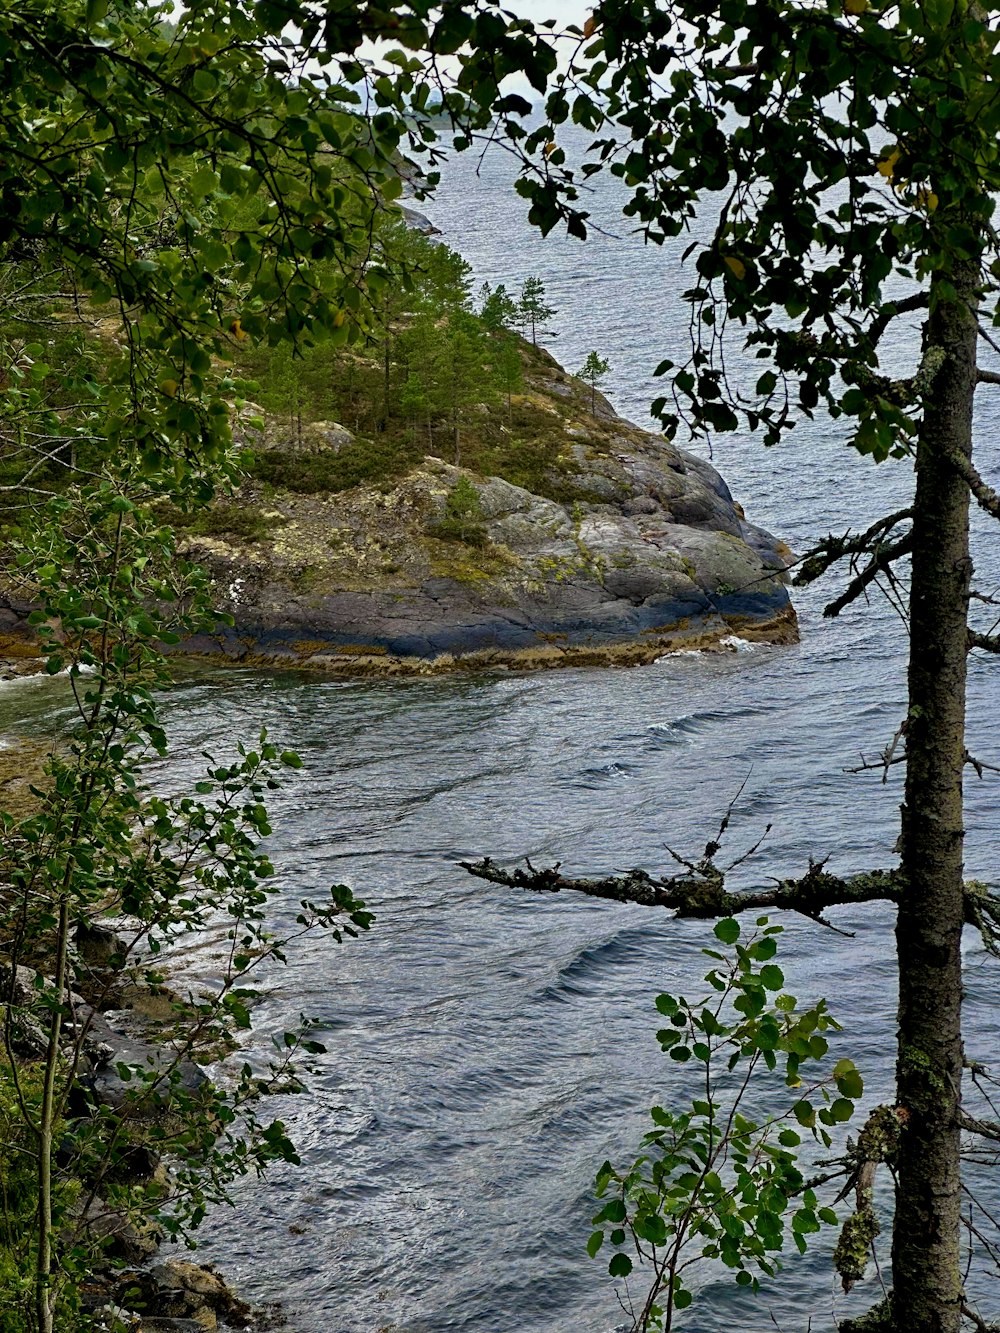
160;501;288;543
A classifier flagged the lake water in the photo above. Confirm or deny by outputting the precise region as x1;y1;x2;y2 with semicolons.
3;125;999;1332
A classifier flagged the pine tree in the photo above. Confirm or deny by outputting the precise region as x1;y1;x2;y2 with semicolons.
518;276;556;346
577;351;611;415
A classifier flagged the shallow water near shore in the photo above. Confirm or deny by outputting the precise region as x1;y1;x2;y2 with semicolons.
3;122;1000;1333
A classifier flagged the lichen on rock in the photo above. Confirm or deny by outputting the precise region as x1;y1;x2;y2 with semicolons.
174;348;798;672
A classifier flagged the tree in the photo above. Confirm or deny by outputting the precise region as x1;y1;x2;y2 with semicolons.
345;3;1000;1330
492;333;523;423
577;351;611;415
367;223;474;429
518;275;557;345
443;312;495;466
0;1;400;1327
479;281;521;332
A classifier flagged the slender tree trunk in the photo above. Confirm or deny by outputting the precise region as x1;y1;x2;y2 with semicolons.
382;337;391;432
36;896;70;1333
891;260;978;1333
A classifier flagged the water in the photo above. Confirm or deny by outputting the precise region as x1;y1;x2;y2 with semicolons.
4;126;1000;1332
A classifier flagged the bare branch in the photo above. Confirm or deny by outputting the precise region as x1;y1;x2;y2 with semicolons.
959;1111;1000;1144
793;508;912;587
846;718;907;783
460;857;1000;956
966;750;1000;779
969;630;1000;654
948;447;1000;521
459;855;904;924
823;531;913;619
977;369;1000;386
962;1301;1000;1333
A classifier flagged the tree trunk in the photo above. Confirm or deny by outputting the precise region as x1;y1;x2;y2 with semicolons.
891;260;978;1333
36;896;70;1333
382;338;391;431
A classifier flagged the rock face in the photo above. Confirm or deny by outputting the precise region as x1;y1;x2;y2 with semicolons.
0;349;796;673
176;362;796;673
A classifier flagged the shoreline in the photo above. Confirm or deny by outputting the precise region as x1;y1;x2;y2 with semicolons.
0;605;797;686
171;604;799;677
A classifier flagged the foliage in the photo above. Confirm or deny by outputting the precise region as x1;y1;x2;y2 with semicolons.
589;917;862;1330
0;0;404;1327
479;282;521;332
577;351;611;414
518;276;557;346
1;474;374;1327
428;474;488;545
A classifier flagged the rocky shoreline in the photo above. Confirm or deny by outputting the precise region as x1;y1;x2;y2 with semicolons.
1;928;280;1333
0;345;796;677
170;349;797;674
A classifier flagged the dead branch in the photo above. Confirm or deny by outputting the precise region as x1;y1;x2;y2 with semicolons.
846;719;908;783
793;508;912;587
959;1111;1000;1144
459;855;903;925
966;750;1000;779
969;630;1000;654
861;292;929;352
823;531;914;619
833;1105;901;1293
962;1301;1000;1333
977;369;1000;386
460;857;1000;955
948;447;1000;521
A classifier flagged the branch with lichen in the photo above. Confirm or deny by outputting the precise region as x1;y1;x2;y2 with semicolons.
459;858;1000;955
969;630;1000;655
459;855;903;927
833;1105;901;1293
821;530;913;619
791;509;913;618
948;446;1000;521
793;509;912;589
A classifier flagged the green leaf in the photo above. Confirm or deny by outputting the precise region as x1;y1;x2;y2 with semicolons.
837;1070;864;1099
714;918;740;945
608;1253;633;1278
759;964;784;991
587;1230;604;1258
793;1100;816;1128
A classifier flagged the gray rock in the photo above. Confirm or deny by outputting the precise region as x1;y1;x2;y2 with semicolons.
164;370;797;670
400;205;440;234
0;1003;47;1057
85;1039;208;1114
134;1320;207;1333
76;1196;163;1264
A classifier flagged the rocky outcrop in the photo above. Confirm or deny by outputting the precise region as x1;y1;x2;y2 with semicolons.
0;350;796;674
175;362;796;673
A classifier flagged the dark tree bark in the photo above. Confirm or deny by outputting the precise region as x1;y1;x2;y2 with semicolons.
891;260;979;1333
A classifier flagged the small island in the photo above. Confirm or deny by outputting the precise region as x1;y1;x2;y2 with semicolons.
172;253;795;673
